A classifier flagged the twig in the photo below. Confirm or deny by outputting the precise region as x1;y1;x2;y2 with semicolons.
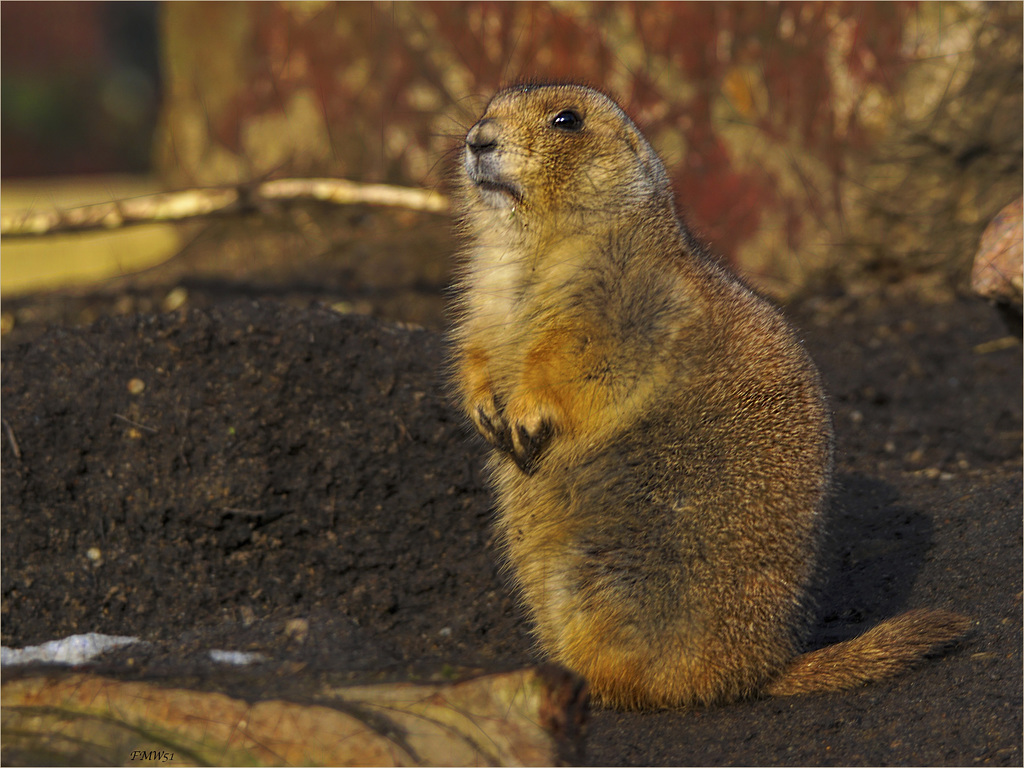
973;336;1019;355
0;178;451;239
2;188;241;237
113;414;158;434
258;178;449;213
2;419;21;460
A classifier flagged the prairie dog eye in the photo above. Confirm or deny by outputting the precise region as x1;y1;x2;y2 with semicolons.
550;109;584;132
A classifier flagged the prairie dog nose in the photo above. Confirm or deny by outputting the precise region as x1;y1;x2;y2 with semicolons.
466;119;499;155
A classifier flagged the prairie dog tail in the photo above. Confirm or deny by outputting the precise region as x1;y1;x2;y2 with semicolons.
765;609;972;697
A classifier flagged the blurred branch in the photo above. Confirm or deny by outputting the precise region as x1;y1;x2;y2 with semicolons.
0;179;451;239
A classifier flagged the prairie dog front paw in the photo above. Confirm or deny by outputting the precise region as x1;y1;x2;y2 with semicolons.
504;401;558;475
470;393;513;454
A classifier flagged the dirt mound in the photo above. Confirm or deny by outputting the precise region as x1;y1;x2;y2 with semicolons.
2;294;1020;765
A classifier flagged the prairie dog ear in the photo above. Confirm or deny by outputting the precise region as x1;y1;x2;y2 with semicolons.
623;127;669;190
624;129;646;159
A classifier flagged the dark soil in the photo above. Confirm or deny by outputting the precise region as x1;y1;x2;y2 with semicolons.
2;212;1021;765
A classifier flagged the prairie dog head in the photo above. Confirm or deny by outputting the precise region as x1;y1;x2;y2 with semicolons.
461;84;671;228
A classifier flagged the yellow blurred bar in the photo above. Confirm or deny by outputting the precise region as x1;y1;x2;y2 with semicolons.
1;175;180;296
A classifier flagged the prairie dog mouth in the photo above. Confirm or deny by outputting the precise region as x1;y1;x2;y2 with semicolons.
474;178;522;206
465;144;522;208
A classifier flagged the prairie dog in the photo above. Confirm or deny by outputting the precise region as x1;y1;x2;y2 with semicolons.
450;83;970;709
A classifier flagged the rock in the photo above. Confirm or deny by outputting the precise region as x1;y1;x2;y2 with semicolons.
972;197;1023;336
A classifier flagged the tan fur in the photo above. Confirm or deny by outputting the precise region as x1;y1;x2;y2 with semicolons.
450;83;971;710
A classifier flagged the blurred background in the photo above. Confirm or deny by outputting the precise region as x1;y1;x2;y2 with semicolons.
2;1;160;178
1;1;1021;324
